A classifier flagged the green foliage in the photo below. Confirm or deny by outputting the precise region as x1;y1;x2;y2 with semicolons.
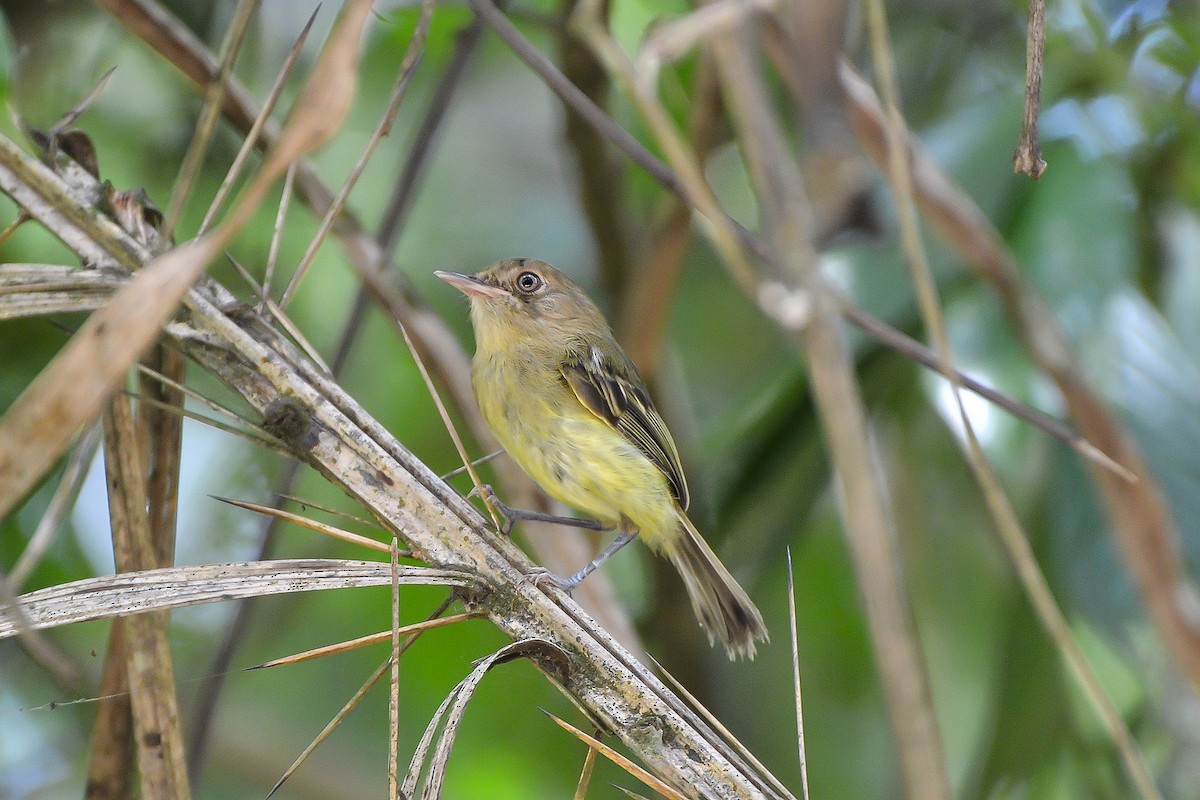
4;0;1200;798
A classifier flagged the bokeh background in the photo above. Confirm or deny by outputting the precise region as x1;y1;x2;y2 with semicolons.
3;0;1200;798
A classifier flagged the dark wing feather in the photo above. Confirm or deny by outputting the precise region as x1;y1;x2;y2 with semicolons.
561;344;690;509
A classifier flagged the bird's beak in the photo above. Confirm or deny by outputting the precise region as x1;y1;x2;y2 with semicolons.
435;270;509;300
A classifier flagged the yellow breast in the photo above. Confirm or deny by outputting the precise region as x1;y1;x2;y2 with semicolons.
472;350;679;549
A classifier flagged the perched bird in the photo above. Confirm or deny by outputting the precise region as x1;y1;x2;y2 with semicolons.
436;258;768;659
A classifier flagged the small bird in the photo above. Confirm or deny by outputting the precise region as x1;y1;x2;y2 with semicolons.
437;258;768;659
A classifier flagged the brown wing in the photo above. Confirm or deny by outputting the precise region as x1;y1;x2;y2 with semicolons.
561;344;690;509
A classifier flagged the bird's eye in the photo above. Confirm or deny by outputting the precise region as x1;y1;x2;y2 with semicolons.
515;271;543;294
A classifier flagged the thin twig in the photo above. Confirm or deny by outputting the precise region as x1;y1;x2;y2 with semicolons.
199;9;318;235
786;549;809;800
164;0;261;238
266;597;454;799
542;711;689;800
121;389;289;455
211;495;398;555
225;254;332;374
247;615;472;670
278;0;435;309
275;493;377;528
260;162;297;310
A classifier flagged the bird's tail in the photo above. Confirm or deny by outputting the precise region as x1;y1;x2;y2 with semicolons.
667;512;768;659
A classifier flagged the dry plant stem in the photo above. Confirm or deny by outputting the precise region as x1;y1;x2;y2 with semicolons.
213;496;395;555
139;345;185;566
136;360;265;433
122;389;286;454
261;163;296;307
103;394;191;800
840;60;1200;691
389;539;401;800
274;493;377;527
786;550;809;800
707;20;951;800
164;0;261;238
85;621;134;800
1;140;785;799
1014;0;1047;178
248;615;471;670
3;561;463;636
573;740;599;800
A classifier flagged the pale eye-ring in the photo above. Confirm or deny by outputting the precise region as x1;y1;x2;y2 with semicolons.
515;271;543;294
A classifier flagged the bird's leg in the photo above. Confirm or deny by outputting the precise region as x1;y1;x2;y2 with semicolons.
532;527;640;591
470;484;605;535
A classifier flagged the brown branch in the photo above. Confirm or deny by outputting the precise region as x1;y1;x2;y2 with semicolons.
1014;0;1047;178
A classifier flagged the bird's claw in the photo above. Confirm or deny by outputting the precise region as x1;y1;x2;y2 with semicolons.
468;483;515;535
527;567;576;593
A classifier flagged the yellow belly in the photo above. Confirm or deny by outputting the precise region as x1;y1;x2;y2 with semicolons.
474;355;679;549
